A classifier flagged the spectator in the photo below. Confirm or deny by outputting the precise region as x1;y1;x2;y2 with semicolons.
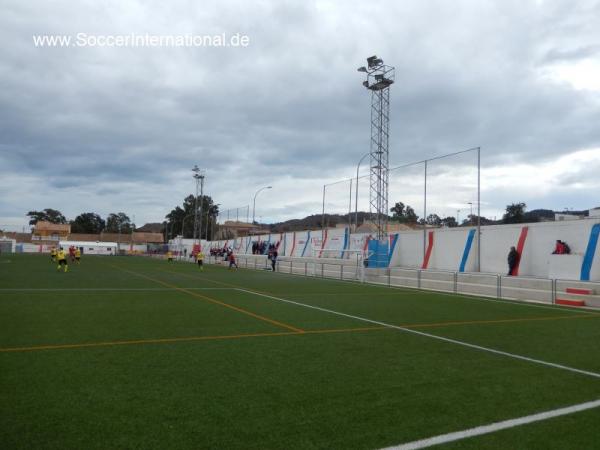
552;240;569;254
507;246;519;276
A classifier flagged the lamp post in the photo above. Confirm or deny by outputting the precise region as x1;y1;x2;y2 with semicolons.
205;203;220;242
181;214;194;238
354;152;370;232
252;186;272;225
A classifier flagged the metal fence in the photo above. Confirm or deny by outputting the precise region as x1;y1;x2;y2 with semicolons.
202;253;600;309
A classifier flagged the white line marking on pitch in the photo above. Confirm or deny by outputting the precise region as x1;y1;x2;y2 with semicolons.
236;288;600;380
0;287;235;292
382;398;600;449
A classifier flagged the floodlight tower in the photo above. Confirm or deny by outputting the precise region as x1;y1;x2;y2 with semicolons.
192;165;205;244
358;56;395;241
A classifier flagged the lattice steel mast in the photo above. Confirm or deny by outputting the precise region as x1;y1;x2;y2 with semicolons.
192;165;205;244
358;56;394;241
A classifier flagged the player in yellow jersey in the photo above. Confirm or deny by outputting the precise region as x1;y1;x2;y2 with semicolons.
50;247;57;262
56;248;68;272
196;251;204;271
166;251;173;262
75;247;81;264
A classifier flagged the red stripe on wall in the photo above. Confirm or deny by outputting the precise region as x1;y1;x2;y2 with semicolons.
421;231;434;269
318;229;328;258
363;235;371;253
511;226;529;276
289;232;296;256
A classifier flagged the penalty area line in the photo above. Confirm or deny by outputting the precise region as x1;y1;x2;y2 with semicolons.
382;398;600;450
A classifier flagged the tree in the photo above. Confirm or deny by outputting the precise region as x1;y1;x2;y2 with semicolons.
106;212;133;233
425;214;442;227
390;202;418;224
465;214;496;226
441;216;458;227
165;194;219;239
71;213;105;234
26;208;67;225
503;202;527;224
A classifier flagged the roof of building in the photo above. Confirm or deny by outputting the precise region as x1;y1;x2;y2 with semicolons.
132;232;164;244
0;232;32;243
33;221;71;233
222;221;256;229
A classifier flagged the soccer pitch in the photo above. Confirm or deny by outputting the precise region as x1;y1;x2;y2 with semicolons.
1;254;600;449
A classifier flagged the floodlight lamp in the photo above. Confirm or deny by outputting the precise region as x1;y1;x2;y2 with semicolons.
362;80;369;88
367;55;378;67
357;66;367;72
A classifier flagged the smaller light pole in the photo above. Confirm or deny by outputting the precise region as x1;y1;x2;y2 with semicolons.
355;152;370;232
252;186;272;224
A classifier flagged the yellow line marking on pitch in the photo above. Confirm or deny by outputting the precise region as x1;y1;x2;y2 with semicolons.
0;326;387;353
109;264;305;333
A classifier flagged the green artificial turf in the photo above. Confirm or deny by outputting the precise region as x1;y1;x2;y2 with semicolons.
1;253;599;449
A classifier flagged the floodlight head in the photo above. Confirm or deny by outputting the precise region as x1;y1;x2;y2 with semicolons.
267;186;272;189
357;66;368;72
362;80;369;88
367;56;384;68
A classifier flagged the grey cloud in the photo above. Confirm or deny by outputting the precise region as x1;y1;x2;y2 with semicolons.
1;0;599;227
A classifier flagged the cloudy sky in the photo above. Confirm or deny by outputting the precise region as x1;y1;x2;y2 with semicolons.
1;0;599;230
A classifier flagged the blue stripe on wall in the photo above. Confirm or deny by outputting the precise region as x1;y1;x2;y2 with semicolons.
340;228;349;258
301;231;311;257
459;229;476;273
581;224;600;281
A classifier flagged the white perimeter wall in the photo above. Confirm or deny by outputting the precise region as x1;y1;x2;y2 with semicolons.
204;219;600;281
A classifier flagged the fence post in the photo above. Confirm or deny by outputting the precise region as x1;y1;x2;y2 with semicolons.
417;270;422;289
341;265;344;281
290;260;293;274
497;275;501;299
304;262;307;276
552;279;556;304
388;267;391;287
453;271;458;293
254;258;257;270
321;263;324;278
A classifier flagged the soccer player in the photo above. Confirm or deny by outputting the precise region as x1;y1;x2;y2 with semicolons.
196;250;204;271
69;246;76;262
56;248;68;272
50;247;57;262
228;251;238;270
75;247;81;264
167;251;173;262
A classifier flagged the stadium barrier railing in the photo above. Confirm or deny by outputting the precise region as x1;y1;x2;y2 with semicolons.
198;253;599;309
